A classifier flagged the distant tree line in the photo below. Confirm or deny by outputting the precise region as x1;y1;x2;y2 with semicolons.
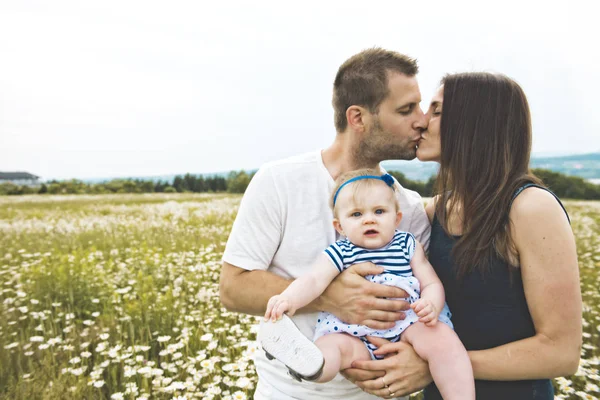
533;169;600;200
387;169;600;200
1;169;599;200
0;172;251;196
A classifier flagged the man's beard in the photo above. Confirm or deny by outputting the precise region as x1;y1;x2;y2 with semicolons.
353;119;417;167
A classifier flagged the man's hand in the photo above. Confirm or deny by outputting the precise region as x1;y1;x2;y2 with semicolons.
343;337;433;398
318;263;410;330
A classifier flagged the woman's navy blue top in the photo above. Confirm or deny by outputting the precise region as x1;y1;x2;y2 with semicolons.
423;184;567;400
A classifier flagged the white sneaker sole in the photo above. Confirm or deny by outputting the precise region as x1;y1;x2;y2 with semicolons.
260;314;324;381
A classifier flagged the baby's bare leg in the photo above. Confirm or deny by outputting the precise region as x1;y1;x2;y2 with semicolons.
314;333;371;383
401;322;475;400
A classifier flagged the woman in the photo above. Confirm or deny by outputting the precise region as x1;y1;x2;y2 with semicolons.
345;72;582;399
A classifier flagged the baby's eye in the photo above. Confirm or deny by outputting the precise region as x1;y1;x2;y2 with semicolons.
351;212;362;217
375;209;385;215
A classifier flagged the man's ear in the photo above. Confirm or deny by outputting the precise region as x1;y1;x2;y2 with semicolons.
396;211;403;226
333;218;344;236
346;105;369;133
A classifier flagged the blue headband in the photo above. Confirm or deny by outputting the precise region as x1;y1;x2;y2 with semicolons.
333;173;395;206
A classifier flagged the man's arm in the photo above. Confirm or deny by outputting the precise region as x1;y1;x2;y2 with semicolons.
219;262;292;315
265;254;340;320
220;261;410;329
220;165;289;314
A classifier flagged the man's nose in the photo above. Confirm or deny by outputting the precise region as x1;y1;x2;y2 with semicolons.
413;106;428;132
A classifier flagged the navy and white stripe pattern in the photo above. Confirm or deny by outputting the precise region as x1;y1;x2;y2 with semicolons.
324;230;416;276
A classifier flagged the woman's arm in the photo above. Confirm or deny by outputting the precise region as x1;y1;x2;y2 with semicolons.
469;188;582;380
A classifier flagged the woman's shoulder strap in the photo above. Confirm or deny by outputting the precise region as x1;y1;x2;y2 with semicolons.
510;183;570;224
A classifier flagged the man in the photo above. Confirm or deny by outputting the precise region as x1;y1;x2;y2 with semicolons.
220;48;431;399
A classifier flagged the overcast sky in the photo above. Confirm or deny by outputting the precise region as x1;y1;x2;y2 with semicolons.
1;0;598;180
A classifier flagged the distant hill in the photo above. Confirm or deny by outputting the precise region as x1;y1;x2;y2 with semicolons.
382;152;600;182
530;153;600;180
380;160;439;182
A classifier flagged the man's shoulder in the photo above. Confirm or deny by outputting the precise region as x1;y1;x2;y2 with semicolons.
379;165;423;208
262;151;320;169
258;151;321;179
394;183;423;209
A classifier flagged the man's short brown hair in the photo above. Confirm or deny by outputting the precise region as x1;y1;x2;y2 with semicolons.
332;48;418;132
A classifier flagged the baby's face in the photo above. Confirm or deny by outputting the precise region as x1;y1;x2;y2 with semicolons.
334;182;401;249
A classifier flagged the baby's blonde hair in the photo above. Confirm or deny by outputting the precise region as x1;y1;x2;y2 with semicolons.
330;168;400;216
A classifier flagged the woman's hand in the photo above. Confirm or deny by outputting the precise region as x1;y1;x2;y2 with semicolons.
343;336;432;398
264;295;295;321
319;263;410;329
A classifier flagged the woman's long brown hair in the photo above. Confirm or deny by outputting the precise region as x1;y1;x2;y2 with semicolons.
435;72;543;276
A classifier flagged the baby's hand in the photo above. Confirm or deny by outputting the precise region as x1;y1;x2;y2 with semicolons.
264;295;296;322
411;298;438;326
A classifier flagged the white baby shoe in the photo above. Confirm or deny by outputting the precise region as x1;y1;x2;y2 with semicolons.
260;314;324;382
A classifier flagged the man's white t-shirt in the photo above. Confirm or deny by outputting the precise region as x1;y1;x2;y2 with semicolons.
223;151;431;400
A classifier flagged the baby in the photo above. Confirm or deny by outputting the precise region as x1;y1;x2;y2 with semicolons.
260;169;474;400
